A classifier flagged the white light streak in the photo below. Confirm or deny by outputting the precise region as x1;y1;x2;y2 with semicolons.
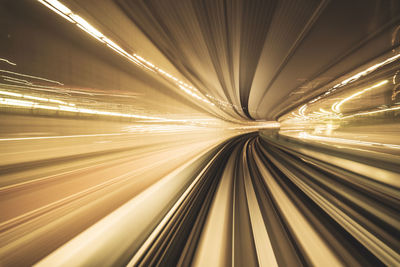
0;133;124;141
33;104;59;110
49;99;68;105
70;14;104;39
2;75;33;85
0;70;64;85
0;98;34;107
37;0;74;23
298;104;307;116
0;90;22;97
23;95;49;102
319;108;331;114
43;0;71;14
0;58;17;66
37;0;214;107
0;92;215;125
306;53;400;106
333;80;388;113
297;132;400;150
341;106;400;119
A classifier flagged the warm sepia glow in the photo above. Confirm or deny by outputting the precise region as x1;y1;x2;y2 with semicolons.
1;1;399;266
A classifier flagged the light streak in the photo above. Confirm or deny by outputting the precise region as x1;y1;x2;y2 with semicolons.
41;0;71;14
331;101;339;113
33;104;60;111
103;37;126;54
228;122;280;130
298;104;307;116
0;70;64;85
2;75;33;85
49;99;67;105
0;133;124;141
59;105;78;112
0;98;34;107
341;105;400;119
37;0;74;23
1;84;75;107
134;54;155;68
23;95;49;102
3;78;33;86
319;108;331;114
306;53;400;106
333;80;388;113
338;54;400;87
0;90;22;97
0;82;64;94
297;132;400;150
0;58;17;66
70;14;104;39
37;0;213;107
0;94;215;125
76;24;105;43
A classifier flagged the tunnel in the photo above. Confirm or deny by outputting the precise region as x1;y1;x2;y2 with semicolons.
0;0;399;266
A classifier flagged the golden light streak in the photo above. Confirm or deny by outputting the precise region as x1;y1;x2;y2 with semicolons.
333;80;388;113
3;78;33;86
22;95;49;102
319;108;331;114
338;54;400;87
0;82;63;94
298;104;307;116
0;58;17;66
0;133;124;141
297;132;400;150
305;53;400;106
134;54;155;68
228;122;280;130
33;104;60;111
0;70;64;85
69;14;104;39
331;101;339;113
0;98;34;107
76;24;105;43
341;106;400;119
0;90;22;97
49;99;68;105
42;0;71;14
36;0;213;107
0;93;217;125
37;0;74;23
2;75;33;85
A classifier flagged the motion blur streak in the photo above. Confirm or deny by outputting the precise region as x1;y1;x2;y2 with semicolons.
1;0;399;266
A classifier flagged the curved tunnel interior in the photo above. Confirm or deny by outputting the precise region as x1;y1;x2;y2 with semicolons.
0;0;399;266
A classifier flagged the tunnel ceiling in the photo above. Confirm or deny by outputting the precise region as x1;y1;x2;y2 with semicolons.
115;0;400;121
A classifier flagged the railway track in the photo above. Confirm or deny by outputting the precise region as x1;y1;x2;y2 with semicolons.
36;132;400;266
